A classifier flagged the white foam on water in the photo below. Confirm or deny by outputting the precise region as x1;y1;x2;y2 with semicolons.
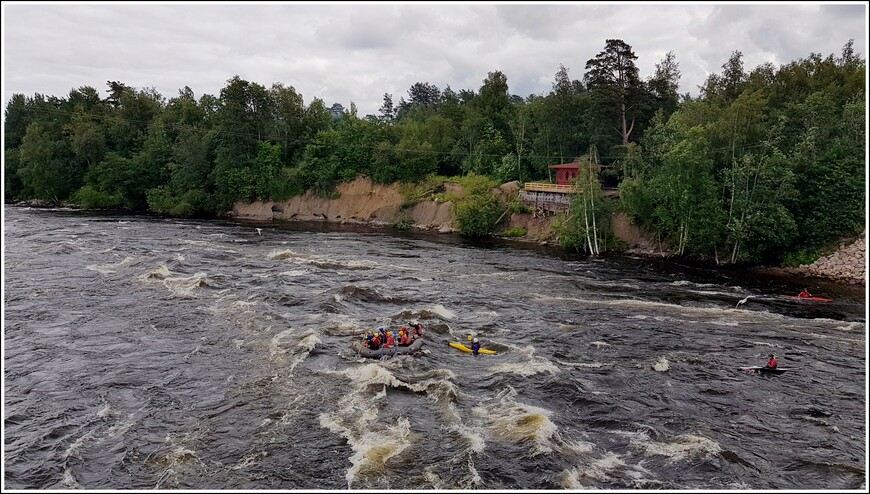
106;416;136;438
631;433;722;463
230;451;268;470
141;264;172;281
487;358;560;377
590;341;610;347
162;272;210;298
463;455;483;488
671;280;724;289
557;360;604;368
427;304;455;320
182;240;209;246
268;249;300;260
476;310;499;318
560;451;654;488
320;413;412;488
269;328;296;355
709;319;740;327
471;387;559;456
531;292;794;321
86;256;138;275
63;430;96;460
652;357;670;372
278;269;309;277
61;468;83;489
422;467;443;489
296;332;322;353
454;424;486;453
97;402;119;420
835;322;865;331
270;329;322;371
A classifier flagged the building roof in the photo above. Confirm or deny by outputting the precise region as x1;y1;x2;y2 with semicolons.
548;163;580;169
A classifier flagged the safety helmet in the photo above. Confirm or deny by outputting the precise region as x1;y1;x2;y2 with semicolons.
367;330;373;334
472;338;479;343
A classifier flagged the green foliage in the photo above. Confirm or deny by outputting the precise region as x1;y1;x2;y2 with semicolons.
554;155;613;254
73;185;124;209
269;167;306;201
146;187;215;217
4;148;27;201
1;42;863;267
455;193;503;237
500;227;527;237
393;211;414;231
453;176;504;237
454;173;498;196
507;198;534;214
17;122;80;202
780;241;843;268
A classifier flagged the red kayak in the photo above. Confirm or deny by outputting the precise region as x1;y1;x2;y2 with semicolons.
785;295;833;302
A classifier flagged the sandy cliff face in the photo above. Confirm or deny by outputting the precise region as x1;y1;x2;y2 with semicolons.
232;177;457;231
232;178;661;245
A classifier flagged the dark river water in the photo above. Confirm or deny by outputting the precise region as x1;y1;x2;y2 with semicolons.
3;206;867;490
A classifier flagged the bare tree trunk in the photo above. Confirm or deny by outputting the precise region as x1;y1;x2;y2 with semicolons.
589;159;600;254
583;197;594;254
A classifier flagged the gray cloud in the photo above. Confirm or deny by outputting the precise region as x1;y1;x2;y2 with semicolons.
3;2;866;116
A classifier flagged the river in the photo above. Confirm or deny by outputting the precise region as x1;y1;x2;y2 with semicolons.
3;206;866;490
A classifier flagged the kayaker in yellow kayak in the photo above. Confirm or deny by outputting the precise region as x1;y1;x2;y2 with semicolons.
473;337;486;355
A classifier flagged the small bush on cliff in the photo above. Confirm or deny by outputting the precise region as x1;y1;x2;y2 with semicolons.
398;174;445;207
454;175;504;237
507;198;534;214
393;211;413;231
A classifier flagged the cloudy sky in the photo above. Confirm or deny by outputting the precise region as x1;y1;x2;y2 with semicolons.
2;2;867;116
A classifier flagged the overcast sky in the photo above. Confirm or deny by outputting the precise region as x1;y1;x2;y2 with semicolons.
2;2;867;116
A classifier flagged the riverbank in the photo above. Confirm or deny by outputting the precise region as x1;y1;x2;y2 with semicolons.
229;177;865;286
781;234;866;285
6;182;863;286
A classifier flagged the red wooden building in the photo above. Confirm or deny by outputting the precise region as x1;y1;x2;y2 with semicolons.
549;162;580;185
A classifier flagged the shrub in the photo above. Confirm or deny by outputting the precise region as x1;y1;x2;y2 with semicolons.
393;211;413;231
74;185;124;209
781;249;823;268
501;227;527;237
507;198;534;214
455;193;503;237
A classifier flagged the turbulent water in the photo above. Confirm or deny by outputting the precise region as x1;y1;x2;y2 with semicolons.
3;206;867;490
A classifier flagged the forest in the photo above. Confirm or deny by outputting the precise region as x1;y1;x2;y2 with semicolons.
3;39;865;265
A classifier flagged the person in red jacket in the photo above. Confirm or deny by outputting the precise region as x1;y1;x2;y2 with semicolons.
798;288;812;298
384;331;395;348
765;354;778;369
411;323;424;338
398;330;411;346
369;334;382;350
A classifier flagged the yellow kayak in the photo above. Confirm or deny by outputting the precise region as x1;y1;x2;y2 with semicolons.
449;342;497;355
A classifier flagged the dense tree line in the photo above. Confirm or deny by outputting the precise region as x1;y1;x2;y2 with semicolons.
4;39;865;265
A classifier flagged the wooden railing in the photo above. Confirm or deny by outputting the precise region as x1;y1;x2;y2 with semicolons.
523;182;575;193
